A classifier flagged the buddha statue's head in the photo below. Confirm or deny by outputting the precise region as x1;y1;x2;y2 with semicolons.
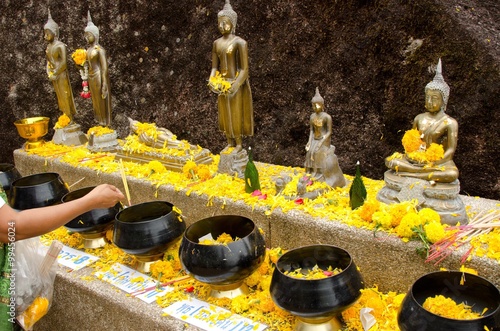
311;87;325;112
218;0;237;34
425;59;450;112
85;11;100;43
44;9;59;39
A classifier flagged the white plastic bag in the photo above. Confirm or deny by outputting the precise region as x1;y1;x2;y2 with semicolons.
14;238;61;330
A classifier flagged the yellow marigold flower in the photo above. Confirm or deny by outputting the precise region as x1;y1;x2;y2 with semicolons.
71;48;87;66
197;164;212;181
182;160;198;179
418;208;441;224
424;221;446;243
387;201;417;227
54;114;71;129
149;260;175;283
396;212;421;238
357;199;381;222
372;210;394;229
148;160;166;174
425;143;445;162
402;129;423;153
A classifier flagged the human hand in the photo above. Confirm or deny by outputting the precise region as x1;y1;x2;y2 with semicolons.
86;184;124;209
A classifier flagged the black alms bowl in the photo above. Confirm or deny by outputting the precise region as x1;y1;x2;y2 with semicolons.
398;271;500;331
9;172;69;210
270;245;364;319
179;215;266;286
0;163;21;197
63;186;122;235
113;201;186;257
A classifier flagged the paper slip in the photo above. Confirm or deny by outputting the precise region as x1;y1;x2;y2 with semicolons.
164;298;267;331
95;263;171;304
57;245;99;270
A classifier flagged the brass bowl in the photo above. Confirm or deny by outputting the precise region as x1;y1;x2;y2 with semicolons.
14;117;50;150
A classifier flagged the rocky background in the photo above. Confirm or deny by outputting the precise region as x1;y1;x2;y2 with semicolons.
1;0;498;199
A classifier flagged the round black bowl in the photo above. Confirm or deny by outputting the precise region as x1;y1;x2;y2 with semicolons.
0;163;21;197
270;245;364;319
63;186;122;235
9;172;69;210
398;271;500;331
113;201;186;258
179;215;266;286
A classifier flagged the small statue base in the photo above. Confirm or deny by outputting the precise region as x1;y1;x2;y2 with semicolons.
52;124;88;146
218;149;248;178
376;170;468;225
87;131;119;152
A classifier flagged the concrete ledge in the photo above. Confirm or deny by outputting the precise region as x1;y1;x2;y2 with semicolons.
13;149;500;331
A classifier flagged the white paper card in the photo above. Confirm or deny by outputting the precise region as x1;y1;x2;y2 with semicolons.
95;263;171;303
57;245;99;270
164;298;267;331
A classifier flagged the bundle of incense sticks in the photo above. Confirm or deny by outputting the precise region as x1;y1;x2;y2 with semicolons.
40;240;63;276
426;210;500;265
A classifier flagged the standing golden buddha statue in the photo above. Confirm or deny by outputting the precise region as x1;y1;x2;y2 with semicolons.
44;9;87;146
84;11;112;127
209;0;254;177
377;59;467;225
83;11;118;152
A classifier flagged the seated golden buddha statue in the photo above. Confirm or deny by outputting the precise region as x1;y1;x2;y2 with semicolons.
377;59;467;225
304;88;346;188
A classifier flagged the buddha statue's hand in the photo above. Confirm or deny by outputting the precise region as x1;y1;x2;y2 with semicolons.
101;83;108;99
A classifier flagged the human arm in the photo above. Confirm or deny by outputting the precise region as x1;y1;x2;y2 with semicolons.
0;184;124;243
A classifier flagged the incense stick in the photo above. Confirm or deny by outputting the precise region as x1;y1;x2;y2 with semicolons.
68;177;86;189
119;159;132;207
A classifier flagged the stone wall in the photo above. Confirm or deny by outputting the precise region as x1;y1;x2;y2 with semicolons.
1;0;499;199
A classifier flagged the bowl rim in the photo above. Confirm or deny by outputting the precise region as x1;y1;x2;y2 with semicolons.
14;116;50;125
182;214;257;246
11;172;63;188
115;200;177;225
274;244;355;282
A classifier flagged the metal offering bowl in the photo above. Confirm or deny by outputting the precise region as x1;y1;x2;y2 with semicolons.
0;163;21;197
63;186;122;248
398;271;500;331
14;116;50;150
9;172;69;210
113;201;186;266
179;215;266;296
270;245;364;330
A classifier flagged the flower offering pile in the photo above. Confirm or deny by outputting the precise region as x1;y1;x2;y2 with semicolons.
199;232;239;245
208;71;231;94
284;264;343;279
388;128;445;164
422;295;485;320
